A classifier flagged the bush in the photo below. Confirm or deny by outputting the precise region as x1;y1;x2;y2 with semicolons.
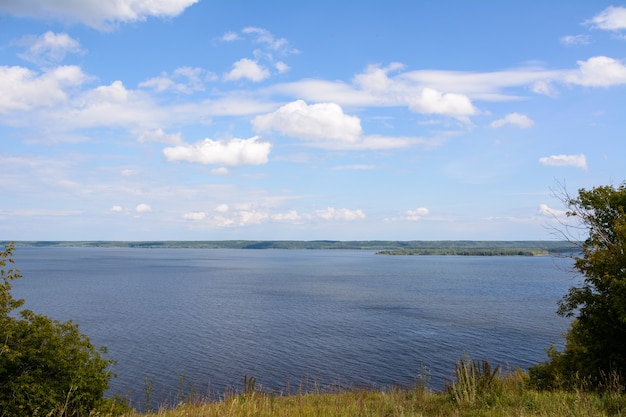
530;183;626;391
0;242;114;416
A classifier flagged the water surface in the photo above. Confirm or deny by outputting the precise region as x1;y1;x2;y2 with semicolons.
12;248;576;407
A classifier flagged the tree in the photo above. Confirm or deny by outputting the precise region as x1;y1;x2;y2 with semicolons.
529;183;626;390
1;242;114;416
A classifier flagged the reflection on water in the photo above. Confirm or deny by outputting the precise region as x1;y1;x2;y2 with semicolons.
13;248;576;407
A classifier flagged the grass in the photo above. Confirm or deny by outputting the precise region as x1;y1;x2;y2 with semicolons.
92;359;626;417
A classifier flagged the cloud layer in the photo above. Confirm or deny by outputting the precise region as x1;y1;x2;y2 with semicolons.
0;0;199;30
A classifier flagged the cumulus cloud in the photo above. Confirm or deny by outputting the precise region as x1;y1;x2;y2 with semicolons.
585;6;626;31
252;100;363;142
0;0;199;30
0;65;87;113
314;207;366;221
135;203;152;213
490;112;534;128
54;80;171;130
110;205;123;212
17;32;84;65
407;88;477;120
539;154;587;170
163;136;271;167
565;56;626;86
224;58;270;82
353;62;405;92
203;204;270;227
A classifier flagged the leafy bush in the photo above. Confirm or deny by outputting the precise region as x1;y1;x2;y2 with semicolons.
530;183;626;391
1;242;114;416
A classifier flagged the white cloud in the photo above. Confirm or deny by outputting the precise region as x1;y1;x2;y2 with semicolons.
135;203;152;213
242;27;292;52
237;210;269;225
252;100;363;142
18;31;84;64
331;164;376;171
407;88;477;120
211;167;229;175
539;154;587;170
271;210;302;222
312;134;426;150
353;62;405;92
565;56;626;86
54;80;168;130
531;80;558;97
138;128;182;144
221;31;240;42
275;61;290;74
92;80;128;101
538;204;567;218
139;67;210;94
386;207;430;222
183;211;206;220
268;79;377;107
585;6;626;31
0;65;87;112
110;205;123;212
269;59;624;118
224;58;270;82
4;209;83;217
315;207;366;221
0;0;199;30
490;112;534;128
120;169;139;177
163;136;271;167
560;34;590;46
395;66;562;101
405;207;430;221
215;204;229;212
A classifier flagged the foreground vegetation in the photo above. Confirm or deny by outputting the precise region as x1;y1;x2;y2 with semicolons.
106;359;626;417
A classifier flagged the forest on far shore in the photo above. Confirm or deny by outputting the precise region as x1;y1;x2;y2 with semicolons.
5;240;577;255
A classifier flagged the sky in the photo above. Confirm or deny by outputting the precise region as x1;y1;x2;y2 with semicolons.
0;0;625;241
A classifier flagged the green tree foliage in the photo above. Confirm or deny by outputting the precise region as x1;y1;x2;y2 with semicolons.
530;183;626;390
0;242;114;416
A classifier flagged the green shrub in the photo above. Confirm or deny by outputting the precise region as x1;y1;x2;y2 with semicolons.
0;242;114;416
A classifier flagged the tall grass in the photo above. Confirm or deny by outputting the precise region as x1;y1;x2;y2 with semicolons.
75;359;626;416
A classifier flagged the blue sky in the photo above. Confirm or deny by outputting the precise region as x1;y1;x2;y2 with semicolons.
1;1;625;241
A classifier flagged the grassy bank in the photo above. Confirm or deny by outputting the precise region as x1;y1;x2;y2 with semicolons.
104;360;625;417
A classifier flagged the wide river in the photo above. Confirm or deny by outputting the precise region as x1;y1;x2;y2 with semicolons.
12;247;576;408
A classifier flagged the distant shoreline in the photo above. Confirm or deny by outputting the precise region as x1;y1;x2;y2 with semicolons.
4;240;578;255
